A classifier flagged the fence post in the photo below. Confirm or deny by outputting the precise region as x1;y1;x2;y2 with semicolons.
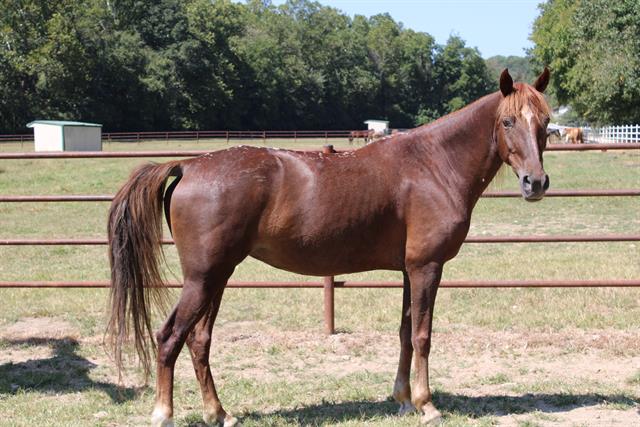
323;275;335;335
321;143;337;334
323;144;336;154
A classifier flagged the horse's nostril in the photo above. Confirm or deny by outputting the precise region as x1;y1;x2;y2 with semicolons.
532;179;542;193
522;175;531;186
543;174;550;191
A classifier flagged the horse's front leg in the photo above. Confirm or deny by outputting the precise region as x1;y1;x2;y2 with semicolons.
393;271;415;415
407;261;443;425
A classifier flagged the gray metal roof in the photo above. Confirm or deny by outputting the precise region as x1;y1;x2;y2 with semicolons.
27;120;102;128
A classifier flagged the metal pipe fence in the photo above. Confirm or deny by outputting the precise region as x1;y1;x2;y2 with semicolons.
1;143;638;333
5;126;640;148
1;143;640;159
1;279;638;289
2;234;639;246
1;189;638;203
4;127;640;144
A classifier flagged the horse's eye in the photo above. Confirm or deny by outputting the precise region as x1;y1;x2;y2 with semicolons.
502;117;514;128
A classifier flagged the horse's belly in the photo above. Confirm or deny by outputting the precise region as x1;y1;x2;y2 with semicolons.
249;234;405;276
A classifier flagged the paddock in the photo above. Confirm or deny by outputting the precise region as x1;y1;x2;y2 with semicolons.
0;139;638;426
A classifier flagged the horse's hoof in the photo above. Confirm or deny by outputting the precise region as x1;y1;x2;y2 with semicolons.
420;402;442;425
151;408;174;427
398;401;416;416
223;414;240;427
203;411;240;427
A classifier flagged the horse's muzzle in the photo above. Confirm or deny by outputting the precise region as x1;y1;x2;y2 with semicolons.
520;173;549;201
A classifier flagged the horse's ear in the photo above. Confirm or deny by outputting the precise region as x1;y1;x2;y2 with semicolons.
500;68;514;97
533;67;550;93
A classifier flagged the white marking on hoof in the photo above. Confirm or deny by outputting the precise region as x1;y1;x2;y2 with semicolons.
202;411;216;425
202;411;240;427
420;402;442;425
398;401;416;416
223;414;240;427
151;407;174;427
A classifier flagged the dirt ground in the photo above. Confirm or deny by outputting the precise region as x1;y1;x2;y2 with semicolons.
2;317;638;426
204;321;640;426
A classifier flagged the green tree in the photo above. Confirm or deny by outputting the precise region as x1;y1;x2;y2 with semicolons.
176;0;246;129
0;0;496;133
530;0;577;105
430;36;494;120
485;55;535;85
568;0;640;123
531;0;640;124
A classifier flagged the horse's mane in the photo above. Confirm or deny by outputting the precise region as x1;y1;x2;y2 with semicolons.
497;83;551;118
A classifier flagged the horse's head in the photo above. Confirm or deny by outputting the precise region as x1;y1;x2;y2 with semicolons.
495;67;551;201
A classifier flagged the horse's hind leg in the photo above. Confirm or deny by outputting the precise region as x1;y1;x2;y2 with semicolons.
185;286;238;426
393;271;415;415
152;276;222;427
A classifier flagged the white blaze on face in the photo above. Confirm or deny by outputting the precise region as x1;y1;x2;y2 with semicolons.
521;104;540;159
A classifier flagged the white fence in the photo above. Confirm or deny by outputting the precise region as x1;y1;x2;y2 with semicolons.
583;124;640;143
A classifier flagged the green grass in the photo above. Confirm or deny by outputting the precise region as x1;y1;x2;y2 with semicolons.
0;139;638;426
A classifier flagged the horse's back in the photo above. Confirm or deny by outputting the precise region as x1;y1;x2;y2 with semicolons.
252;146;407;274
169;145;407;275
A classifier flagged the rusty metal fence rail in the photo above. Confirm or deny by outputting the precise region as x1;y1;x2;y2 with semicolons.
1;143;640;159
1;189;638;203
1;143;638;334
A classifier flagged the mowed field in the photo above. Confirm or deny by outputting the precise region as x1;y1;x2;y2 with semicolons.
0;139;638;427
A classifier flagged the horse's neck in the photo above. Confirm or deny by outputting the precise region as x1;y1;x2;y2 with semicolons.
413;92;504;207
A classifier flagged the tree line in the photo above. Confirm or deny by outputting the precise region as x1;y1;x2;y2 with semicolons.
530;0;640;125
0;0;496;134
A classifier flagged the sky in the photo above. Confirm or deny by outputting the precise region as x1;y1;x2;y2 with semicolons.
271;0;542;58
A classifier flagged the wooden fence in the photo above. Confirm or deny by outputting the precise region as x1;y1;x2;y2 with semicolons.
0;130;356;144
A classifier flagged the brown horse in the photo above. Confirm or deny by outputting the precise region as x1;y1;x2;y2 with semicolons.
107;68;551;426
564;127;584;144
348;129;373;143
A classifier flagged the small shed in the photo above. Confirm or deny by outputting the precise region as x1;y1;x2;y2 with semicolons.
364;119;389;135
27;120;102;152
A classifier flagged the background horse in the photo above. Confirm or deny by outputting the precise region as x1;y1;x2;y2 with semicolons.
348;129;372;144
107;68;551;426
547;128;562;144
564;127;584;144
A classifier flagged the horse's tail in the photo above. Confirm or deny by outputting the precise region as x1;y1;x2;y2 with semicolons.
106;161;182;381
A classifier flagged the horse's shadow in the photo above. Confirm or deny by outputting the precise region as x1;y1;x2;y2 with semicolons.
237;391;637;425
0;337;141;403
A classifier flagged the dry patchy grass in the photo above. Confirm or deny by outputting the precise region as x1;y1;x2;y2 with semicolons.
0;140;638;426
